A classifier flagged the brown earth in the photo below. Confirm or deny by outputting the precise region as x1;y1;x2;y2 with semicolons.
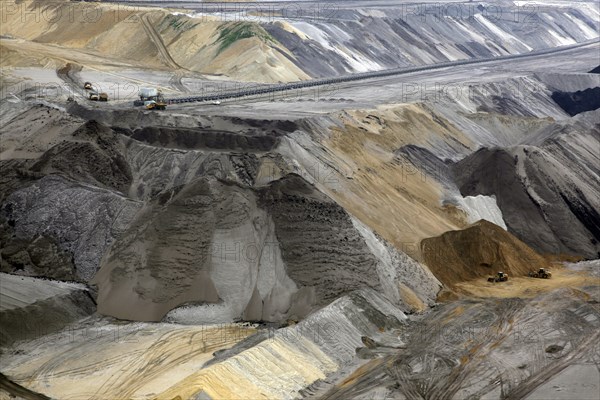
421;220;551;288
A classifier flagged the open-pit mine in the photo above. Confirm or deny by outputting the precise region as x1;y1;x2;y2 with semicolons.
1;0;599;399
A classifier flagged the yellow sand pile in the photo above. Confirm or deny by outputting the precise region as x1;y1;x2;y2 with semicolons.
421;220;550;287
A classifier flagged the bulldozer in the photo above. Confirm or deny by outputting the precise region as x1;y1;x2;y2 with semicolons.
89;92;108;102
84;82;93;90
488;271;509;283
529;268;552;279
144;92;167;110
144;100;166;110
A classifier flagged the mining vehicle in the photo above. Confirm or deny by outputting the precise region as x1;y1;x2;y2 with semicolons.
84;82;93;90
145;100;166;110
139;87;159;101
529;268;552;279
89;92;108;101
488;271;509;282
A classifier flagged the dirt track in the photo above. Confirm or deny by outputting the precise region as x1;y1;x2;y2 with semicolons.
140;14;184;71
318;282;600;399
1;319;255;400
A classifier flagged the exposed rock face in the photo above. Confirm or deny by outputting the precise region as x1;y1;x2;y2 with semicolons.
257;174;383;305
129;126;280;152
123;137;271;200
0;176;142;281
421;220;549;287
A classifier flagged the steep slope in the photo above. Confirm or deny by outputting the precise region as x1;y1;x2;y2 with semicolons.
93;174;441;322
453;127;600;258
265;3;599;76
0;0;309;82
0;176;142;281
421;220;550;288
157;289;407;400
0;273;95;346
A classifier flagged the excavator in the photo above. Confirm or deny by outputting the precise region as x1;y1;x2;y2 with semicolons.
488;271;509;282
529;268;552;279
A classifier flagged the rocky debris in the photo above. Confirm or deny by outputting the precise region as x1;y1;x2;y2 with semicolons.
1;219;77;282
421;220;550;287
258;174;383;306
0;159;38;203
30;120;132;193
124;138;264;199
0;176;142;281
551;87;600;116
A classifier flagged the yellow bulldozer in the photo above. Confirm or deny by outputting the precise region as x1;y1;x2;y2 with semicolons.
488;271;509;283
89;92;108;102
529;268;552;279
145;100;166;110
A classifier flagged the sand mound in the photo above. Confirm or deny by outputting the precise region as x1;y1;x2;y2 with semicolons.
93;173;440;322
421;220;550;287
454;139;600;258
0;0;308;82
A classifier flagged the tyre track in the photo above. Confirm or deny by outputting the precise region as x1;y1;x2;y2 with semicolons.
139;14;184;71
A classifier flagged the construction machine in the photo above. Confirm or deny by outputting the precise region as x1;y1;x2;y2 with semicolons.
139;87;166;109
488;271;509;282
145;100;166;110
84;82;93;90
89;92;108;102
529;268;552;279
